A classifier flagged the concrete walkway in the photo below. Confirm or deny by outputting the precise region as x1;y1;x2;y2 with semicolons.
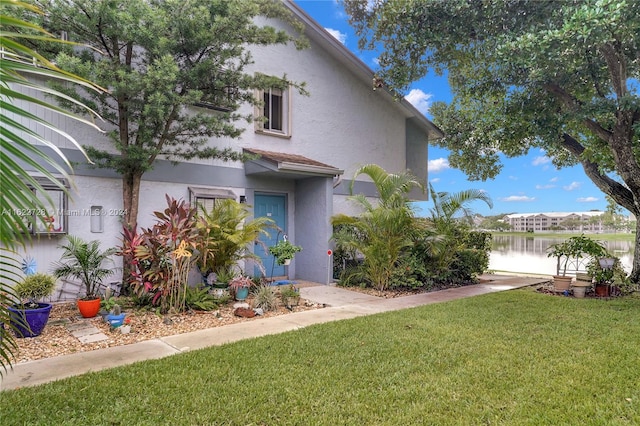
0;274;546;391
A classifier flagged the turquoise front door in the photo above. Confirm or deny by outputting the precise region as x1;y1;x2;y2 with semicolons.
254;194;286;278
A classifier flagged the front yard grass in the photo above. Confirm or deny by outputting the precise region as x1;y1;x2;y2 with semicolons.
1;289;639;425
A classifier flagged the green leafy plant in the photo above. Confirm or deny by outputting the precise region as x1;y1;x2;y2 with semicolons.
587;256;630;288
197;199;275;277
252;285;278;312
185;284;219;311
279;284;300;309
53;235;116;300
100;288;117;313
332;164;424;291
211;267;236;286
546;234;608;276
268;239;302;265
13;273;56;309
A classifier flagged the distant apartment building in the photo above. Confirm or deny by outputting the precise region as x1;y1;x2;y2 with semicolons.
502;211;621;233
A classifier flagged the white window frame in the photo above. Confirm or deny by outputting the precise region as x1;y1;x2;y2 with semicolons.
14;177;69;235
255;85;292;137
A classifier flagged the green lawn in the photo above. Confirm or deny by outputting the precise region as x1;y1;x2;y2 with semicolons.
1;289;639;425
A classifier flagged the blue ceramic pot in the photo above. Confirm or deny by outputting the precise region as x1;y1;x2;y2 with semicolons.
106;313;126;328
234;286;250;301
8;303;53;338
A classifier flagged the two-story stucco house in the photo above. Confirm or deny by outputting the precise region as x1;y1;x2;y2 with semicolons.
10;1;442;295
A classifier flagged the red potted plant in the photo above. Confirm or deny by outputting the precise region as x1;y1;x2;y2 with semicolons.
53;236;116;318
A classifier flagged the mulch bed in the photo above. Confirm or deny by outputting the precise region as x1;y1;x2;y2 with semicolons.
9;295;324;364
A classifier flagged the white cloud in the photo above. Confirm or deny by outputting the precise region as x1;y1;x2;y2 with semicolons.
500;195;536;202
532;156;551;166
577;197;599;202
549;177;559;182
405;89;432;115
508;175;518;180
430;177;441;183
428;158;450;173
563;181;581;191
535;184;556;190
325;28;347;44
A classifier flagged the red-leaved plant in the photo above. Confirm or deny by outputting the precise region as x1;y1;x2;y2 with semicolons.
120;195;198;313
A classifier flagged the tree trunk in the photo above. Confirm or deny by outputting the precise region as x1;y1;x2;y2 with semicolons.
122;172;142;231
631;218;640;284
120;172;142;294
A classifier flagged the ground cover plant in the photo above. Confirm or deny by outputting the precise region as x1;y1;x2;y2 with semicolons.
2;289;639;425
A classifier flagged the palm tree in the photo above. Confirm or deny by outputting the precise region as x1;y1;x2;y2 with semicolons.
332;164;424;291
1;0;103;375
196;198;276;278
427;183;493;225
52;236;116;300
421;183;493;272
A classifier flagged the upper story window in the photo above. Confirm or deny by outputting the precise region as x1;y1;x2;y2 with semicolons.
255;85;291;137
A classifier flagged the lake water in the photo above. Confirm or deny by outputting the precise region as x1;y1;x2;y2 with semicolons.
489;235;635;275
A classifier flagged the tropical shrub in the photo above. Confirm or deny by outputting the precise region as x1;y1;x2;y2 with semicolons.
123;196;198;313
196;198;275;277
331;164;424;291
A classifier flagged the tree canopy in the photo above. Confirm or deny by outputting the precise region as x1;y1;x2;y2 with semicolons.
34;0;306;230
344;0;640;281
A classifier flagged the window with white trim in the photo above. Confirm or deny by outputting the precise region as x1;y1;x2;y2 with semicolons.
255;86;291;137
11;177;69;234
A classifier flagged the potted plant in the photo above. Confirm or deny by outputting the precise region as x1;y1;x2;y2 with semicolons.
106;304;126;328
587;256;627;297
7;273;56;337
99;287;117;320
53;235;116;318
280;284;300;310
228;275;254;301
269;238;302;266
546;234;607;292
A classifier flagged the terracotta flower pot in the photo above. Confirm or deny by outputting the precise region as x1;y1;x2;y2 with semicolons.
77;298;101;318
553;275;572;292
594;284;610;297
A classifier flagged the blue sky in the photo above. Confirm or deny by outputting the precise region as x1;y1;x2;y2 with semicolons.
295;0;613;217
